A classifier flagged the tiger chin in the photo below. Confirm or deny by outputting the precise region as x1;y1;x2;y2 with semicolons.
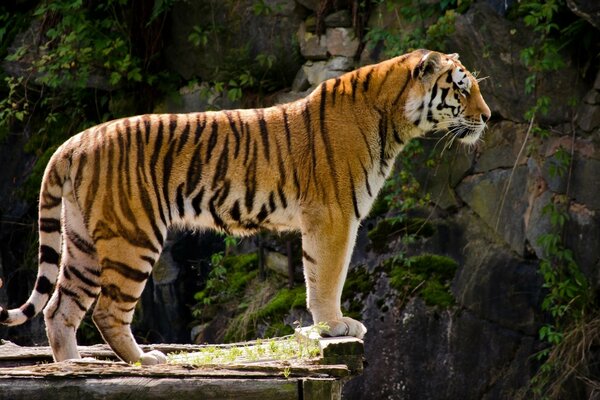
0;49;490;365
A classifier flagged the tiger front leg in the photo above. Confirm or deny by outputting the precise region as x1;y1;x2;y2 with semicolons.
300;213;367;339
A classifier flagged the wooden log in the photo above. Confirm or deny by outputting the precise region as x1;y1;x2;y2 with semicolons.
0;377;298;400
0;333;364;400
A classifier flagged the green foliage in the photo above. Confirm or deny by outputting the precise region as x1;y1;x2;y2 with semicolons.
365;0;467;57
384;253;458;307
0;0;177;201
192;252;258;308
516;2;595;396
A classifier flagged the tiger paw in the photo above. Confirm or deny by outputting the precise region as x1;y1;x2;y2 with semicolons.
320;317;367;339
138;350;167;365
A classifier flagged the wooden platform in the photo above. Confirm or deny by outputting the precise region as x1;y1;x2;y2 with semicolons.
0;332;364;400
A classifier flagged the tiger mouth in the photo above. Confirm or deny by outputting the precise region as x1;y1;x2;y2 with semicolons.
451;123;485;144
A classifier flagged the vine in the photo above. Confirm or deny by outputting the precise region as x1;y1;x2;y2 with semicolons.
514;0;596;397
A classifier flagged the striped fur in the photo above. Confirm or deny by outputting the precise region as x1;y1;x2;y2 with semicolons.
0;49;490;364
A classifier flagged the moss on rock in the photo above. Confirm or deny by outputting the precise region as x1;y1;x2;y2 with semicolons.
385;253;458;307
368;217;435;253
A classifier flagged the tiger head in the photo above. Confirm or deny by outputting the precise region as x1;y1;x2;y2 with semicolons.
402;49;491;145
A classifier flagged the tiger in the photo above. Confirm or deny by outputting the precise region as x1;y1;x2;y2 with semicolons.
0;49;490;365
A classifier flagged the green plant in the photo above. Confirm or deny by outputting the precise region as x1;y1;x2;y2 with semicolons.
364;0;467;57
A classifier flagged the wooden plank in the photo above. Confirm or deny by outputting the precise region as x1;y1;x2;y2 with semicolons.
0;377;299;400
301;378;342;400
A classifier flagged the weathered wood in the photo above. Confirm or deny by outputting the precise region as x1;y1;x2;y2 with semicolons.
0;377;299;400
0;333;364;399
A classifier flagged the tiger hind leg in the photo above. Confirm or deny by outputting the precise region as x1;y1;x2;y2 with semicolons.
44;200;101;362
92;244;166;365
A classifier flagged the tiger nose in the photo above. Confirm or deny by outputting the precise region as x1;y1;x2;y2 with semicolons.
480;101;491;123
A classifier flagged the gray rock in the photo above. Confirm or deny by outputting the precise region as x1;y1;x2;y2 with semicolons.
414;136;474;210
326;27;360;57
577;102;600;132
567;0;600;29
446;2;587;125
456;166;529;255
297;22;328;60
325;10;352;27
474;121;529;173
291;67;310;92
264;251;289;277
326;55;354;72
302;60;345;86
295;0;319;12
482;0;517;16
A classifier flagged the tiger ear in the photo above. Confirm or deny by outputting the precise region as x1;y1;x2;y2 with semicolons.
412;51;442;81
447;53;459;60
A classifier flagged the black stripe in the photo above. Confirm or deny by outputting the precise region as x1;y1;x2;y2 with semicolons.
360;160;372;197
192;187;205;215
176;183;185;218
363;68;373;92
40;218;61;233
84;266;101;278
140;255;156;266
67;230;96;254
268;191;276;213
142;114;152;144
123;119;133;198
21;303;35;318
428;84;438;107
375;67;392;98
80;285;98;300
351;72;359;101
212;136;229;189
226;111;241;158
392;75;411;107
59;286;87;312
257;204;269;223
149;117;168;229
177;119;190;154
35;276;54;295
162;137;178;222
208;189;229;232
194;114;207;144
67;265;100;288
40;245;60;265
103;258;149;283
206;119;219;162
319;84;341;203
378;113;388;173
216;180;231;207
230;200;241;222
0;308;8;322
302;103;316;190
331;78;341;105
101;284;139;304
281;107;292;153
186;143;203;197
349;168;361;219
40;193;62;210
256;110;270;162
243;122;251;164
277;185;288;209
245;142;258;212
302;250;316;264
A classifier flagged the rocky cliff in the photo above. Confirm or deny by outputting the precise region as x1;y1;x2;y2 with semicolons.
0;1;599;399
